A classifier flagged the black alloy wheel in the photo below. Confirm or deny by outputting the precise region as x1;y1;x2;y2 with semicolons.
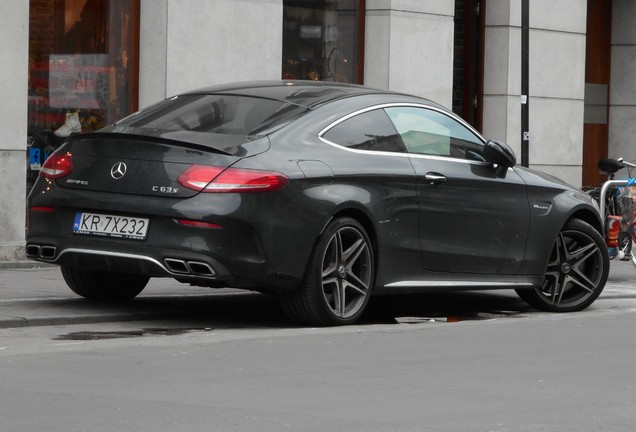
516;218;609;312
61;266;149;301
281;217;374;326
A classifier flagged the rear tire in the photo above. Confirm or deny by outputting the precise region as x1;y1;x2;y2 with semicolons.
281;217;374;326
61;266;149;301
516;218;609;312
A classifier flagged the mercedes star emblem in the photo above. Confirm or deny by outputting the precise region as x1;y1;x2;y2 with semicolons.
110;162;127;180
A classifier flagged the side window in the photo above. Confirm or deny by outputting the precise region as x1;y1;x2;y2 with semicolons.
385;107;485;161
322;109;406;153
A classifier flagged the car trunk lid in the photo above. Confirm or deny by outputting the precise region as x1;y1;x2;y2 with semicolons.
52;132;269;198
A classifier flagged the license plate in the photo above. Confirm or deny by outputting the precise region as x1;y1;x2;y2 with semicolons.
73;212;149;240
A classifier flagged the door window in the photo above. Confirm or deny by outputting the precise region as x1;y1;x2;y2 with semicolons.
385;107;485;161
321;109;406;153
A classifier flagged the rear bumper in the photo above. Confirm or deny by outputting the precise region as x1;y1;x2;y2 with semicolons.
26;244;217;278
26;176;326;292
26;202;309;291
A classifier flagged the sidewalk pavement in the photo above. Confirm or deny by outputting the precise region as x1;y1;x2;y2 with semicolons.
0;260;250;328
1;259;636;329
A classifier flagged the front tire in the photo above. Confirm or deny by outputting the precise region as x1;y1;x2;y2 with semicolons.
281;217;375;326
61;266;149;301
516;218;609;312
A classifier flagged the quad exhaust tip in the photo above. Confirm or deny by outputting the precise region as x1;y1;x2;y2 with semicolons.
26;244;57;260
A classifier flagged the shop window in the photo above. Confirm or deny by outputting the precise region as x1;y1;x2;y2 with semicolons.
27;0;138;188
282;0;364;84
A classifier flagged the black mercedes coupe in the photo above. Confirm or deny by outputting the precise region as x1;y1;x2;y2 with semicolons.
26;81;609;325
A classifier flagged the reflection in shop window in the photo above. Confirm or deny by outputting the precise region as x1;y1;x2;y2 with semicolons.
27;0;138;190
282;0;363;84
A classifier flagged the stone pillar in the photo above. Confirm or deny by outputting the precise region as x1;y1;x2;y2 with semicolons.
139;0;283;109
364;0;455;108
482;1;521;153
482;0;587;187
0;1;29;261
609;0;636;162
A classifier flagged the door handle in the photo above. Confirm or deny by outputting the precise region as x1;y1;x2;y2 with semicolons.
424;172;446;185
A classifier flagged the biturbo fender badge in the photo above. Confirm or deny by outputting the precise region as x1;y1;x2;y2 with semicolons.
532;201;552;216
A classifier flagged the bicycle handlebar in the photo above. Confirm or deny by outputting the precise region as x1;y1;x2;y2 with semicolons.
617;157;636;169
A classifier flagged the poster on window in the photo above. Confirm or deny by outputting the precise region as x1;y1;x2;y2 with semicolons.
48;54;110;110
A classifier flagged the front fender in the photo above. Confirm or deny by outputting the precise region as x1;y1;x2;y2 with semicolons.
520;188;603;275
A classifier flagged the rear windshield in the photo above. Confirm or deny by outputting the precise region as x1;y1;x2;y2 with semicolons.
115;94;307;135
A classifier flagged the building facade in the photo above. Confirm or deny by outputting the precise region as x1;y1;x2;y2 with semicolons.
1;0;635;262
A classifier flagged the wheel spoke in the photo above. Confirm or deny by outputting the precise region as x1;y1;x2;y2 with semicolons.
552;277;566;306
335;231;344;262
566;273;595;293
322;276;339;287
552;234;566;264
566;242;597;262
543;271;565;306
331;279;345;316
342;238;365;265
322;260;338;279
565;239;600;294
345;272;368;296
321;236;340;278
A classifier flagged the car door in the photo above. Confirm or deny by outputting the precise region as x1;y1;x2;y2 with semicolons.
384;105;530;275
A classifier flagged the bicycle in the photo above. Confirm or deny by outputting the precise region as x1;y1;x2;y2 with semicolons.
585;157;636;264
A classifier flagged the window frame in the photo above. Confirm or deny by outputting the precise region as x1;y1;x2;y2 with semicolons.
320;107;407;153
318;103;488;165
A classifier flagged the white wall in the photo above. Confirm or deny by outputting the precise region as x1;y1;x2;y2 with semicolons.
0;0;28;261
364;0;455;108
609;0;636;164
139;0;283;109
482;0;520;151
482;0;587;187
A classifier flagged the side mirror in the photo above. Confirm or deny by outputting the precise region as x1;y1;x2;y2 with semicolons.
484;139;517;177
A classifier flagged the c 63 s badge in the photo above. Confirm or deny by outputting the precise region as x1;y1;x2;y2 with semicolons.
152;186;179;194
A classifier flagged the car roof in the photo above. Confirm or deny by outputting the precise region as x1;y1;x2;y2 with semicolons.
180;80;437;110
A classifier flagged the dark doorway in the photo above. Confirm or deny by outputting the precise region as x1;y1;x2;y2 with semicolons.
452;0;485;130
582;0;612;187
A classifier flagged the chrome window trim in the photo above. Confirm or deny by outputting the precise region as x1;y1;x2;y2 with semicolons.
318;102;491;166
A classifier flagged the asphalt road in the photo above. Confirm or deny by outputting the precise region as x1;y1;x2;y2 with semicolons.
0;261;635;431
1;259;636;328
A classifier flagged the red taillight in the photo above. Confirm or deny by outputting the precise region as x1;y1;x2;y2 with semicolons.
178;165;289;193
178;165;225;191
175;219;222;229
41;152;73;179
30;206;55;213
